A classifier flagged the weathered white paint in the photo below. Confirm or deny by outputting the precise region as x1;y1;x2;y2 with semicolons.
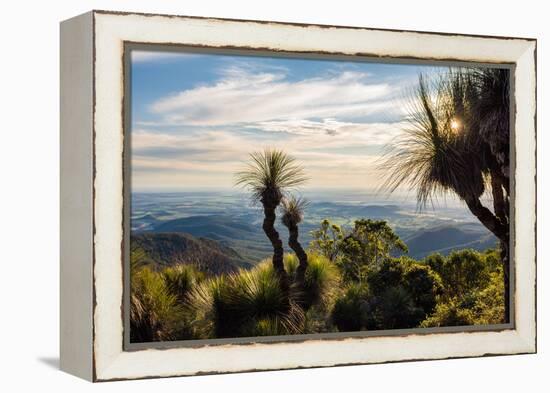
59;11;94;381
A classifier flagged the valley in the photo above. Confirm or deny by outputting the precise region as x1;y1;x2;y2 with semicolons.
131;191;497;264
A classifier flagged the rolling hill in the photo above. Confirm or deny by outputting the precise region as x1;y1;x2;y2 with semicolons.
150;215;275;262
153;215;260;239
145;214;498;263
131;232;252;275
404;225;497;258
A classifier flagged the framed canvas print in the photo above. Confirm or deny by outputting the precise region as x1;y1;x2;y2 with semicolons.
60;10;537;382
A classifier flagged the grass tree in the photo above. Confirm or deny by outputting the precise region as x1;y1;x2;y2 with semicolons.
235;149;308;292
380;69;511;321
281;195;309;287
129;248;184;342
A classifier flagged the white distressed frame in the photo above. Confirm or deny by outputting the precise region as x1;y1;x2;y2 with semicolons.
61;10;536;382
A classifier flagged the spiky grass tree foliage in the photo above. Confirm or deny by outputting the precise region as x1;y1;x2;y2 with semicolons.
380;69;511;321
281;195;309;287
162;264;204;303
130;266;184;342
130;248;201;342
232;264;305;336
284;253;340;311
382;73;483;205
189;275;235;338
235;149;308;292
189;264;305;338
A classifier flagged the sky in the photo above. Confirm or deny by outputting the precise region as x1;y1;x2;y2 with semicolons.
130;49;446;193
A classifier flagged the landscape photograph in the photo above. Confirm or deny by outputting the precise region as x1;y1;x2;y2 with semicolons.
127;49;511;343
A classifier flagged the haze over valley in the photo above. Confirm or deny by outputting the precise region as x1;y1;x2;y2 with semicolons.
131;190;496;268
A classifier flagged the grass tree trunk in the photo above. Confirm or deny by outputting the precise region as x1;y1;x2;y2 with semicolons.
491;173;508;223
490;168;511;322
464;195;510;322
500;237;511;323
262;204;289;292
288;223;308;287
464;196;507;240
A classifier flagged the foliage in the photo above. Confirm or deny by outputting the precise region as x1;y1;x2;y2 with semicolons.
377;68;511;321
309;219;345;262
130;265;186;342
284;253;340;310
332;257;441;331
280;195;307;228
162;264;204;303
130;222;505;342
471;271;505;324
188;263;304;338
379;71;499;205
424;249;490;300
421;249;505;327
310;218;408;283
363;257;441;329
332;283;370;332
420;300;476;327
235;149;308;205
182;253;341;339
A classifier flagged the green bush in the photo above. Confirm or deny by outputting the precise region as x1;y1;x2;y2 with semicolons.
285;253;340;310
162;264;204;303
332;258;441;331
421;249;505;327
189;263;304;338
130;266;185;342
367;258;441;329
471;271;505;324
130;227;506;340
421;300;476;327
332;283;369;332
424;249;490;300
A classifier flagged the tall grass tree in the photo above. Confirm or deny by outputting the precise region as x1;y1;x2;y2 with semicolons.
380;69;511;321
235;149;308;292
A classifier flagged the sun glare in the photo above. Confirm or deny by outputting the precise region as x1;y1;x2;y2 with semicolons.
450;119;461;132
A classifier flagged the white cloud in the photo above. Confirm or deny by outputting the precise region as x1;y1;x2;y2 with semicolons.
250;118;406;143
149;67;404;128
130;123;401;190
131;63;418;190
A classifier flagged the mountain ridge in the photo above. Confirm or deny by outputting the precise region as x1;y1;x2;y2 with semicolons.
143;214;497;261
131;232;252;275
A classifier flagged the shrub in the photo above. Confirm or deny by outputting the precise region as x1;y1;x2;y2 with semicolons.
188;263;304;338
130;266;184;342
331;283;369;332
285;253;340;310
370;286;427;329
331;257;441;331
162;264;203;303
421;249;505;327
367;258;441;329
188;275;234;338
402;260;443;314
420;299;476;327
425;249;490;300
471;271;505;324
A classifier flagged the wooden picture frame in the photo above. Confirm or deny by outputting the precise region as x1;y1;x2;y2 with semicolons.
60;10;536;381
